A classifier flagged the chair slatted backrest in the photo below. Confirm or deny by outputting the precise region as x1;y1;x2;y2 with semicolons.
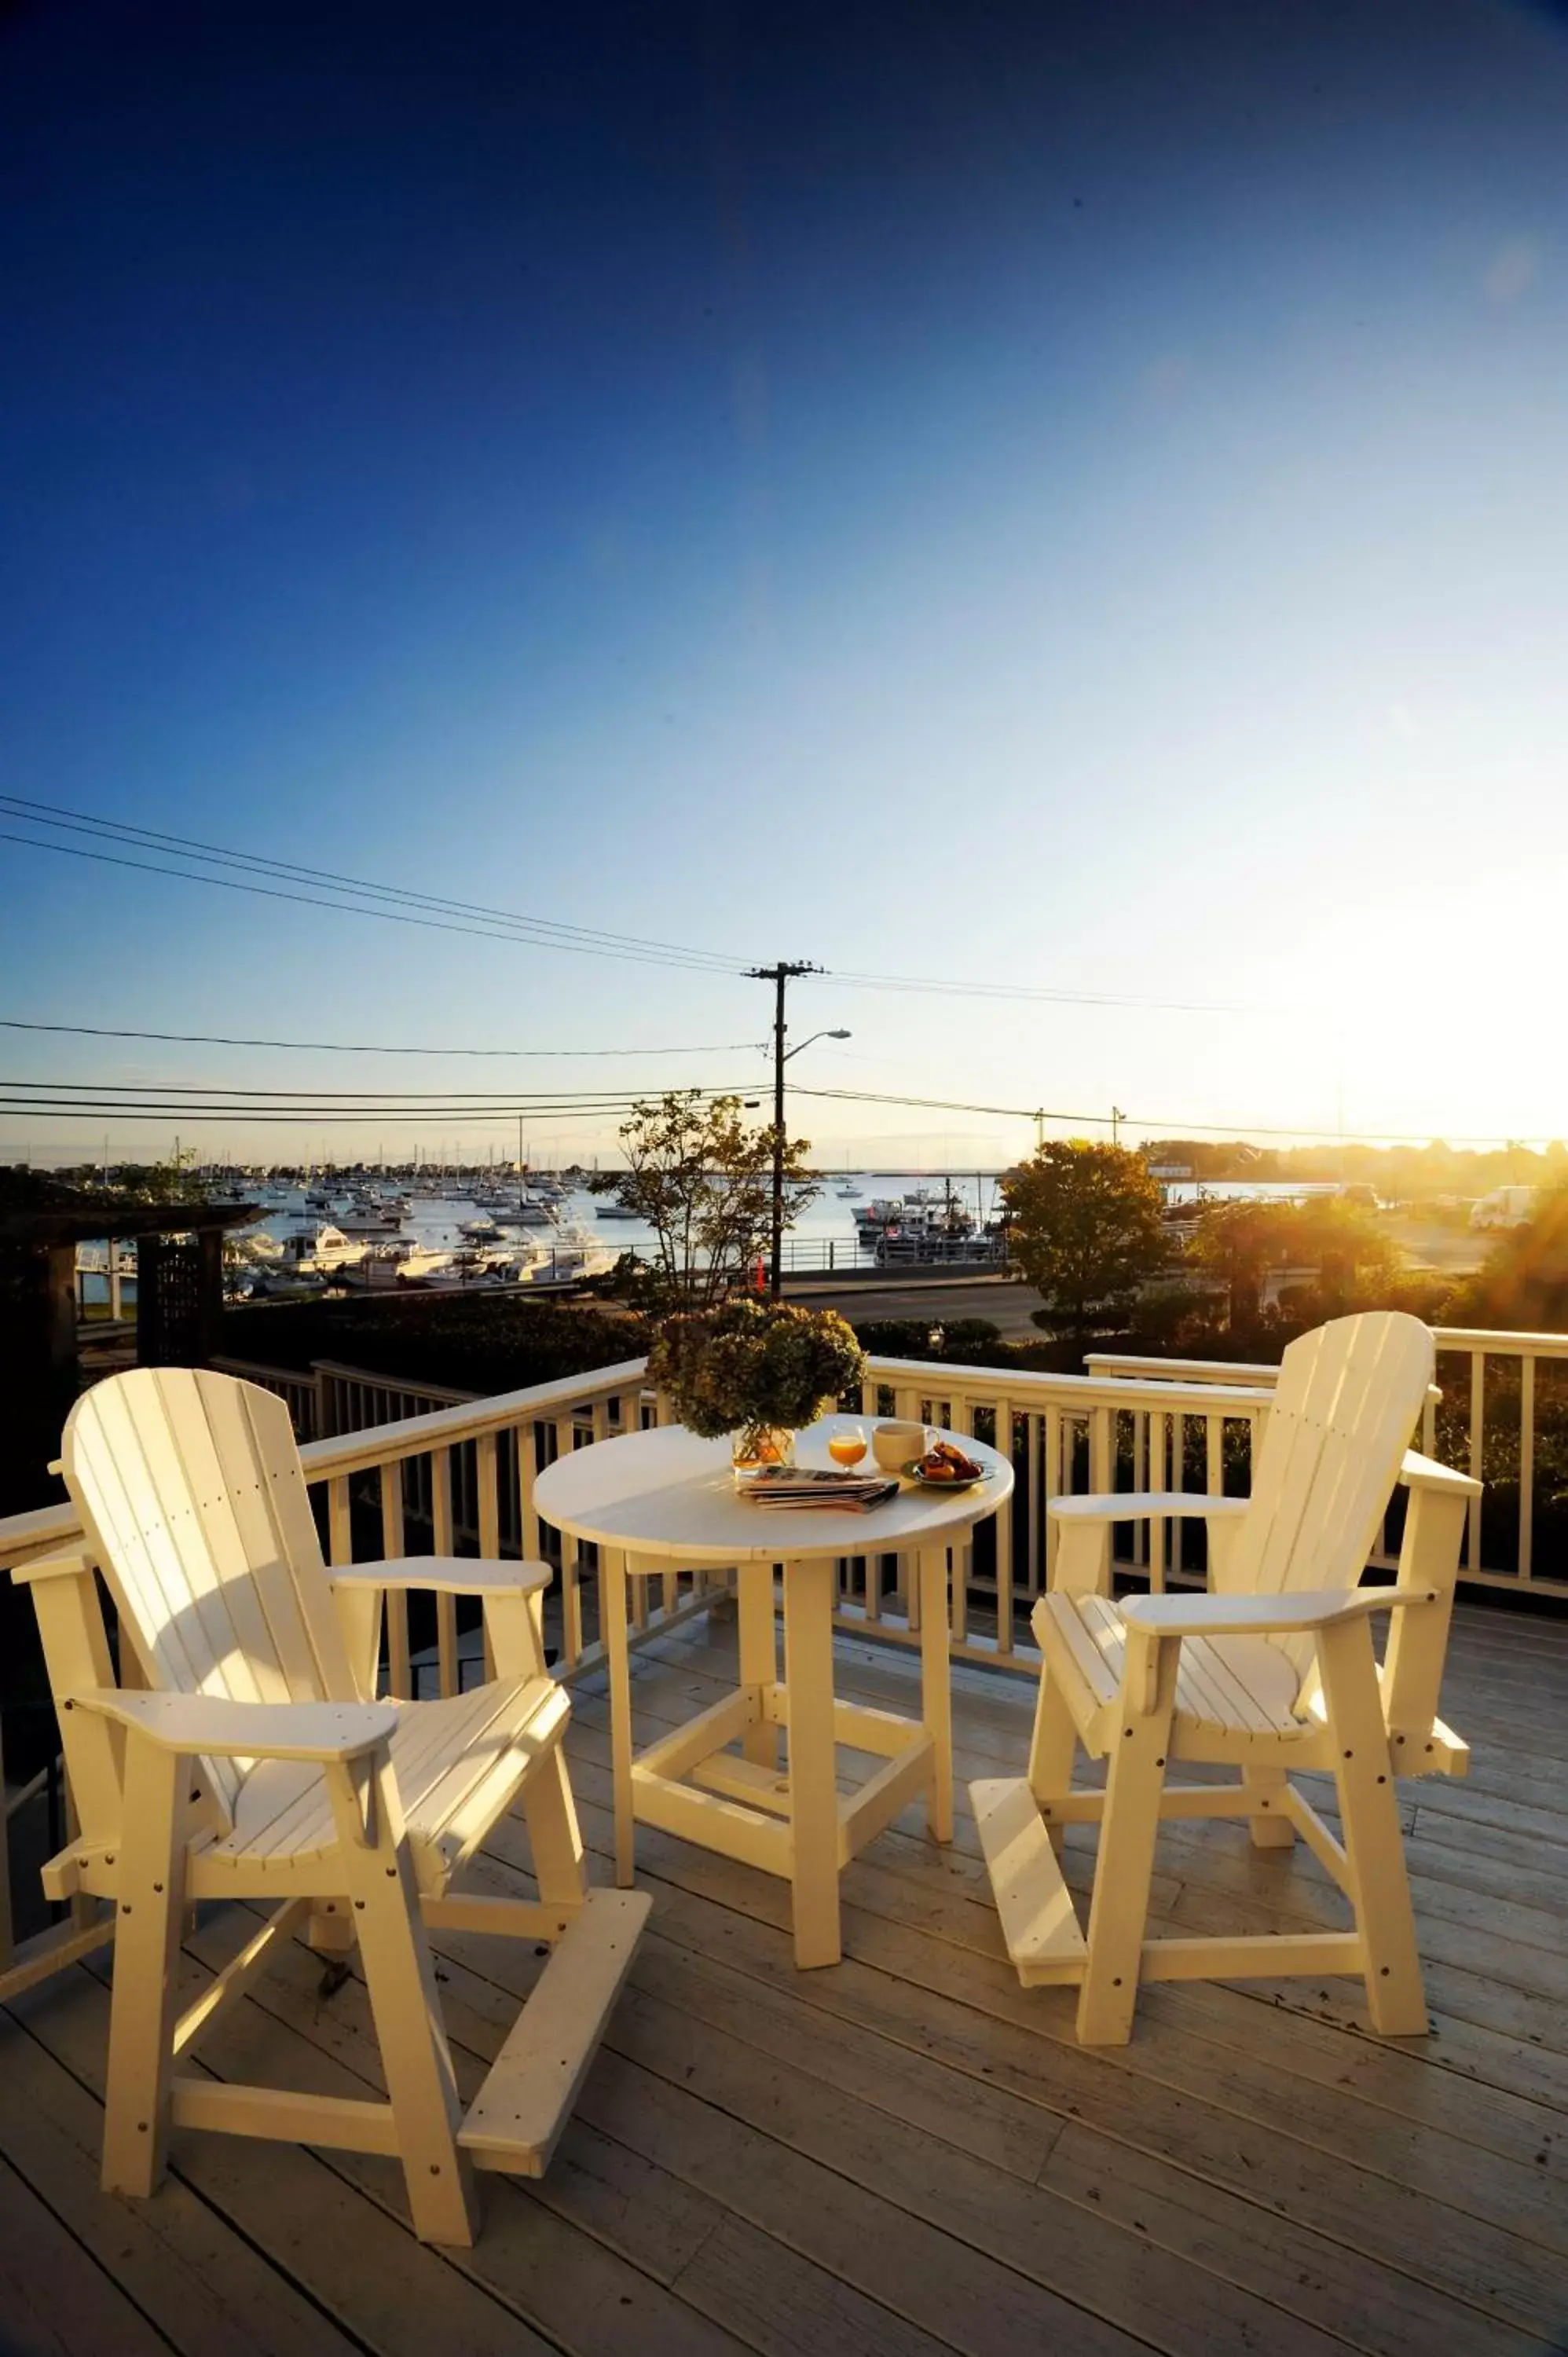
61;1368;359;1823
1214;1312;1434;1684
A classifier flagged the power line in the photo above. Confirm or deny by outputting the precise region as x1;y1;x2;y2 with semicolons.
791;1085;1551;1147
815;967;1251;1014
2;1065;1549;1149
0;1102;654;1126
0;795;746;973
0;826;747;977
0;1017;760;1058
0;1077;753;1102
4;794;1255;1014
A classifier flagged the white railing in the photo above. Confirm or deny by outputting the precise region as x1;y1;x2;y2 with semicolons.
1088;1331;1568;1600
1423;1329;1568;1595
5;1329;1559;1987
854;1354;1269;1664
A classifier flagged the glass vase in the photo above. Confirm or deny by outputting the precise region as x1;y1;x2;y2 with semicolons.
731;1424;796;1479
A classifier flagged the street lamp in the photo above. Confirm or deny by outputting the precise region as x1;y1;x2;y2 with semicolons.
768;1025;851;1300
782;1028;852;1066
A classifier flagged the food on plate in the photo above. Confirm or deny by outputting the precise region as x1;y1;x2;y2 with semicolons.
910;1439;984;1483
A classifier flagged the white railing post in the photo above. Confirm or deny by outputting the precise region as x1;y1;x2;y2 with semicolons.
1519;1354;1535;1583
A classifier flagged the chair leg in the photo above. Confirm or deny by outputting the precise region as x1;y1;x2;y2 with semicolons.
332;1757;478;2245
101;1736;187;2197
1242;1766;1295;1849
1027;1666;1079;1858
1318;1621;1427;2037
600;1547;636;1888
519;1740;589;1909
1076;1632;1176;2046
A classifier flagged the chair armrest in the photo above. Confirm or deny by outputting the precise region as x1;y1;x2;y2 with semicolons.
1399;1450;1482;1500
1119;1585;1438;1640
71;1689;398;1762
1049;1492;1249;1524
332;1556;551;1598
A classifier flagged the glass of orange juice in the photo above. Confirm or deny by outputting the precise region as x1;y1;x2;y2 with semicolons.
827;1423;868;1468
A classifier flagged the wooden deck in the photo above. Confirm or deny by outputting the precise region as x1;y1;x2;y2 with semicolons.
3;1599;1567;2357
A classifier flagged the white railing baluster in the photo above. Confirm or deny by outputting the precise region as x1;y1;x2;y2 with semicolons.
477;1429;500;1681
948;1391;973;1645
1147;1409;1168;1593
430;1447;458;1698
554;1417;584;1665
379;1461;411;1699
1467;1351;1486;1571
1519;1354;1535;1584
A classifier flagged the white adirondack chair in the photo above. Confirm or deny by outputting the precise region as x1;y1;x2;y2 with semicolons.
13;1367;650;2245
971;1312;1479;2046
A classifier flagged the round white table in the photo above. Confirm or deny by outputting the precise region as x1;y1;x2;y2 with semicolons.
533;1413;1014;1967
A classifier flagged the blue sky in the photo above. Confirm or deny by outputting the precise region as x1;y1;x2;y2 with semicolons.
2;0;1566;1164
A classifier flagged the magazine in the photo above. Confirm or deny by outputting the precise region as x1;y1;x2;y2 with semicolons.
735;1465;901;1512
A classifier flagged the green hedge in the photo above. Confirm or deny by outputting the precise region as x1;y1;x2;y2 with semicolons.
221;1295;649;1397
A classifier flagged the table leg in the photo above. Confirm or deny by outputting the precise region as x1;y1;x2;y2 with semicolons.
783;1556;841;1968
738;1561;779;1768
602;1547;636;1888
919;1545;954;1843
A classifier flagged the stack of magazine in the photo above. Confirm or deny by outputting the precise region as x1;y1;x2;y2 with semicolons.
736;1464;901;1512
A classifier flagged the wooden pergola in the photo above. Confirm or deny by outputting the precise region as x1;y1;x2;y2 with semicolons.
0;1196;260;1516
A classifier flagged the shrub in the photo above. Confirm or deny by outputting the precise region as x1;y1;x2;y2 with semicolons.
221;1294;648;1396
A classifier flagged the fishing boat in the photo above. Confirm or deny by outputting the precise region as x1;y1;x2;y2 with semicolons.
852;1191;976;1242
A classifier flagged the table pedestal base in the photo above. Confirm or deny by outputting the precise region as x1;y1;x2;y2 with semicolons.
604;1550;954;1968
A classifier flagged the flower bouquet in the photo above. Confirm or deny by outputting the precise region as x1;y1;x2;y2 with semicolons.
647;1299;867;1471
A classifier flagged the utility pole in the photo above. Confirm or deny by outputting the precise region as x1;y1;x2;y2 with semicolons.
746;961;820;1299
1111;1105;1126;1148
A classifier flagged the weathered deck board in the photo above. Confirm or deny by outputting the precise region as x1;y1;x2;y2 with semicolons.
2;1601;1566;2357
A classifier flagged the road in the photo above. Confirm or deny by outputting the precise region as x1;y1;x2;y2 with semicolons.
782;1271;1048;1337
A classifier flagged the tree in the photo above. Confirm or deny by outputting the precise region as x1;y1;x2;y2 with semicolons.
590;1092;819;1309
1188;1195;1404;1337
1187;1200;1294;1329
1459;1181;1568;1332
104;1149;205;1207
1002;1142;1169;1335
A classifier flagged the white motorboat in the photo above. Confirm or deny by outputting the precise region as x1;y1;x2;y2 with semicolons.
335;1203;405;1237
592;1202;640;1222
277;1224;371;1272
489;1196;555;1227
236;1231;286;1263
458;1215;500;1239
251;1265;328;1294
524;1222;619;1282
394;1245;459;1286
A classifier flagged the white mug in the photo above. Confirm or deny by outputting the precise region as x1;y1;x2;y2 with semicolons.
872;1419;927;1473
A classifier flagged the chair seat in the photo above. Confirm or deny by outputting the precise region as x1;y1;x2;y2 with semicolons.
200;1675;570;1888
1036;1592;1310;1749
